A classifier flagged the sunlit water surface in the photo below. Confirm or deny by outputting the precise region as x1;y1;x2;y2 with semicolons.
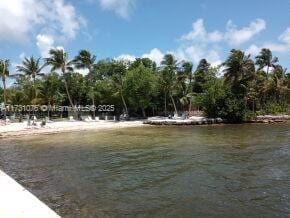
0;124;289;217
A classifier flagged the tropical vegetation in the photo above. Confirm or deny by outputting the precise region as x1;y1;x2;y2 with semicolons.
0;48;289;122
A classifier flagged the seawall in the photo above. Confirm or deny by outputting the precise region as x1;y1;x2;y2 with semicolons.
0;170;60;218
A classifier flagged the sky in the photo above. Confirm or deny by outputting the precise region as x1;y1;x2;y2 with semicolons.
0;0;289;72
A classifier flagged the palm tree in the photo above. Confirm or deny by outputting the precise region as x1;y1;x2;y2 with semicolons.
45;48;75;110
110;61;128;117
179;61;195;112
255;48;278;78
193;59;211;93
161;54;178;116
0;59;10;121
182;61;194;84
17;56;46;105
223;49;255;96
270;65;289;103
74;50;97;119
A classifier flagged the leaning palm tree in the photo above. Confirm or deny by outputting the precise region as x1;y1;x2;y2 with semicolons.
161;54;179;116
45;48;75;110
74;50;97;119
255;48;278;78
0;59;10;121
17;56;46;104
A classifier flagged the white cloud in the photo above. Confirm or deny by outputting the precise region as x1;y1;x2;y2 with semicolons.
181;18;266;46
178;19;226;65
19;52;26;60
115;54;136;62
261;42;287;53
183;45;205;64
175;45;221;66
36;34;55;58
115;48;165;66
246;27;290;55
225;19;266;46
278;27;290;44
177;18;266;66
206;50;222;66
99;0;135;19
0;0;43;42
208;31;224;43
0;0;84;43
245;44;260;56
142;48;164;66
50;0;85;40
181;19;223;43
117;18;286;69
75;68;89;75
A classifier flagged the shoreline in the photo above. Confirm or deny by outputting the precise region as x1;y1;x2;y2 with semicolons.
144;115;290;126
1;116;289;139
0;120;145;139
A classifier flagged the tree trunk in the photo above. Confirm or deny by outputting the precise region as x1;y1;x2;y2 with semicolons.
47;101;50;120
142;108;146;118
63;78;74;107
32;76;36;117
170;93;178;116
92;92;96;120
164;92;167;116
62;70;75;118
188;98;192;113
120;89;128;118
2;77;7;122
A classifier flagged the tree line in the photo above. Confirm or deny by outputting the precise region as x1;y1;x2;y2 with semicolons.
0;48;289;122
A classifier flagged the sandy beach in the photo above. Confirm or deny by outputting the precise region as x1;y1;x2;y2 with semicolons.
0;120;145;138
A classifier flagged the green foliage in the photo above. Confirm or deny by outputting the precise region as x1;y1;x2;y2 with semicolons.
219;94;247;123
199;76;226;118
124;64;157;116
261;102;289;115
223;49;255;96
0;87;3;102
193;59;212;93
1;48;289;121
244;110;256;121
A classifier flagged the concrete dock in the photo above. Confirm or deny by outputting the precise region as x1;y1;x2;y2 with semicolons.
0;170;60;218
144;117;223;125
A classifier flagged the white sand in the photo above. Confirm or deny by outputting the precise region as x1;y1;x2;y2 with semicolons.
0;120;145;138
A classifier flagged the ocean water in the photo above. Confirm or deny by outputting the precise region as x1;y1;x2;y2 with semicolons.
0;123;289;217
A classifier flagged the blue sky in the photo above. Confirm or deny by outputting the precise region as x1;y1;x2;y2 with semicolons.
0;0;289;70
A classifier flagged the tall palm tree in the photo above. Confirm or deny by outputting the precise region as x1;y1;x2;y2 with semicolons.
0;59;10;121
193;59;211;93
17;56;46;104
74;50;97;119
182;61;194;84
223;49;255;96
45;48;75;110
255;48;278;78
161;54;178;116
270;65;289;102
110;61;128;117
179;61;195;112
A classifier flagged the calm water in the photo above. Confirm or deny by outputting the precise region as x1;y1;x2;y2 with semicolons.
0;124;289;218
